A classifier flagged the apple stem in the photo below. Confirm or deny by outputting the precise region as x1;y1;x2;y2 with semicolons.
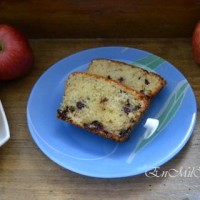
0;41;2;52
0;40;3;52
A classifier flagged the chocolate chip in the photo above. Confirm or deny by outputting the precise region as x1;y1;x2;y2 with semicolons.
84;121;104;131
118;77;124;82
145;79;150;85
123;99;131;114
130;119;136;123
83;123;89;129
107;75;111;79
90;121;103;130
123;105;131;114
138;77;141;80
57;109;68;120
140;90;144;93
132;105;141;111
69;106;75;112
119;90;127;94
119;127;131;137
126;99;131;106
76;101;85;109
100;97;108;103
123;100;141;114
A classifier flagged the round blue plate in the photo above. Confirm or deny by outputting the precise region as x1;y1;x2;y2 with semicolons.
27;46;197;178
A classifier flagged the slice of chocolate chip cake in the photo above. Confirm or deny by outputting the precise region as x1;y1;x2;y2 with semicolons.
57;72;149;142
87;59;166;98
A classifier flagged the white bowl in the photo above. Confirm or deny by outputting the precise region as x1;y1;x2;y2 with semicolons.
0;100;10;146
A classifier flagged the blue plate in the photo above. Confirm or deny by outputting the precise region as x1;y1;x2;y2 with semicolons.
27;46;197;178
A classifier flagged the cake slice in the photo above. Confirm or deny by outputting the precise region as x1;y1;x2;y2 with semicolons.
87;59;166;98
57;72;149;142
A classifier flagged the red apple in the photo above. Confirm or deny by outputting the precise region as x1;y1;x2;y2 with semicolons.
0;24;34;80
192;21;200;64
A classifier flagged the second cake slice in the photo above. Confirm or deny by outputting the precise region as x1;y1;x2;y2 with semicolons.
87;59;166;98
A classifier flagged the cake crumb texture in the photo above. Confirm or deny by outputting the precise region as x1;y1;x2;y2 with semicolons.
57;72;149;142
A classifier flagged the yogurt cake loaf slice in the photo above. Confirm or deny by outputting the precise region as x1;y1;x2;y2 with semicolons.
57;72;149;142
87;59;166;98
